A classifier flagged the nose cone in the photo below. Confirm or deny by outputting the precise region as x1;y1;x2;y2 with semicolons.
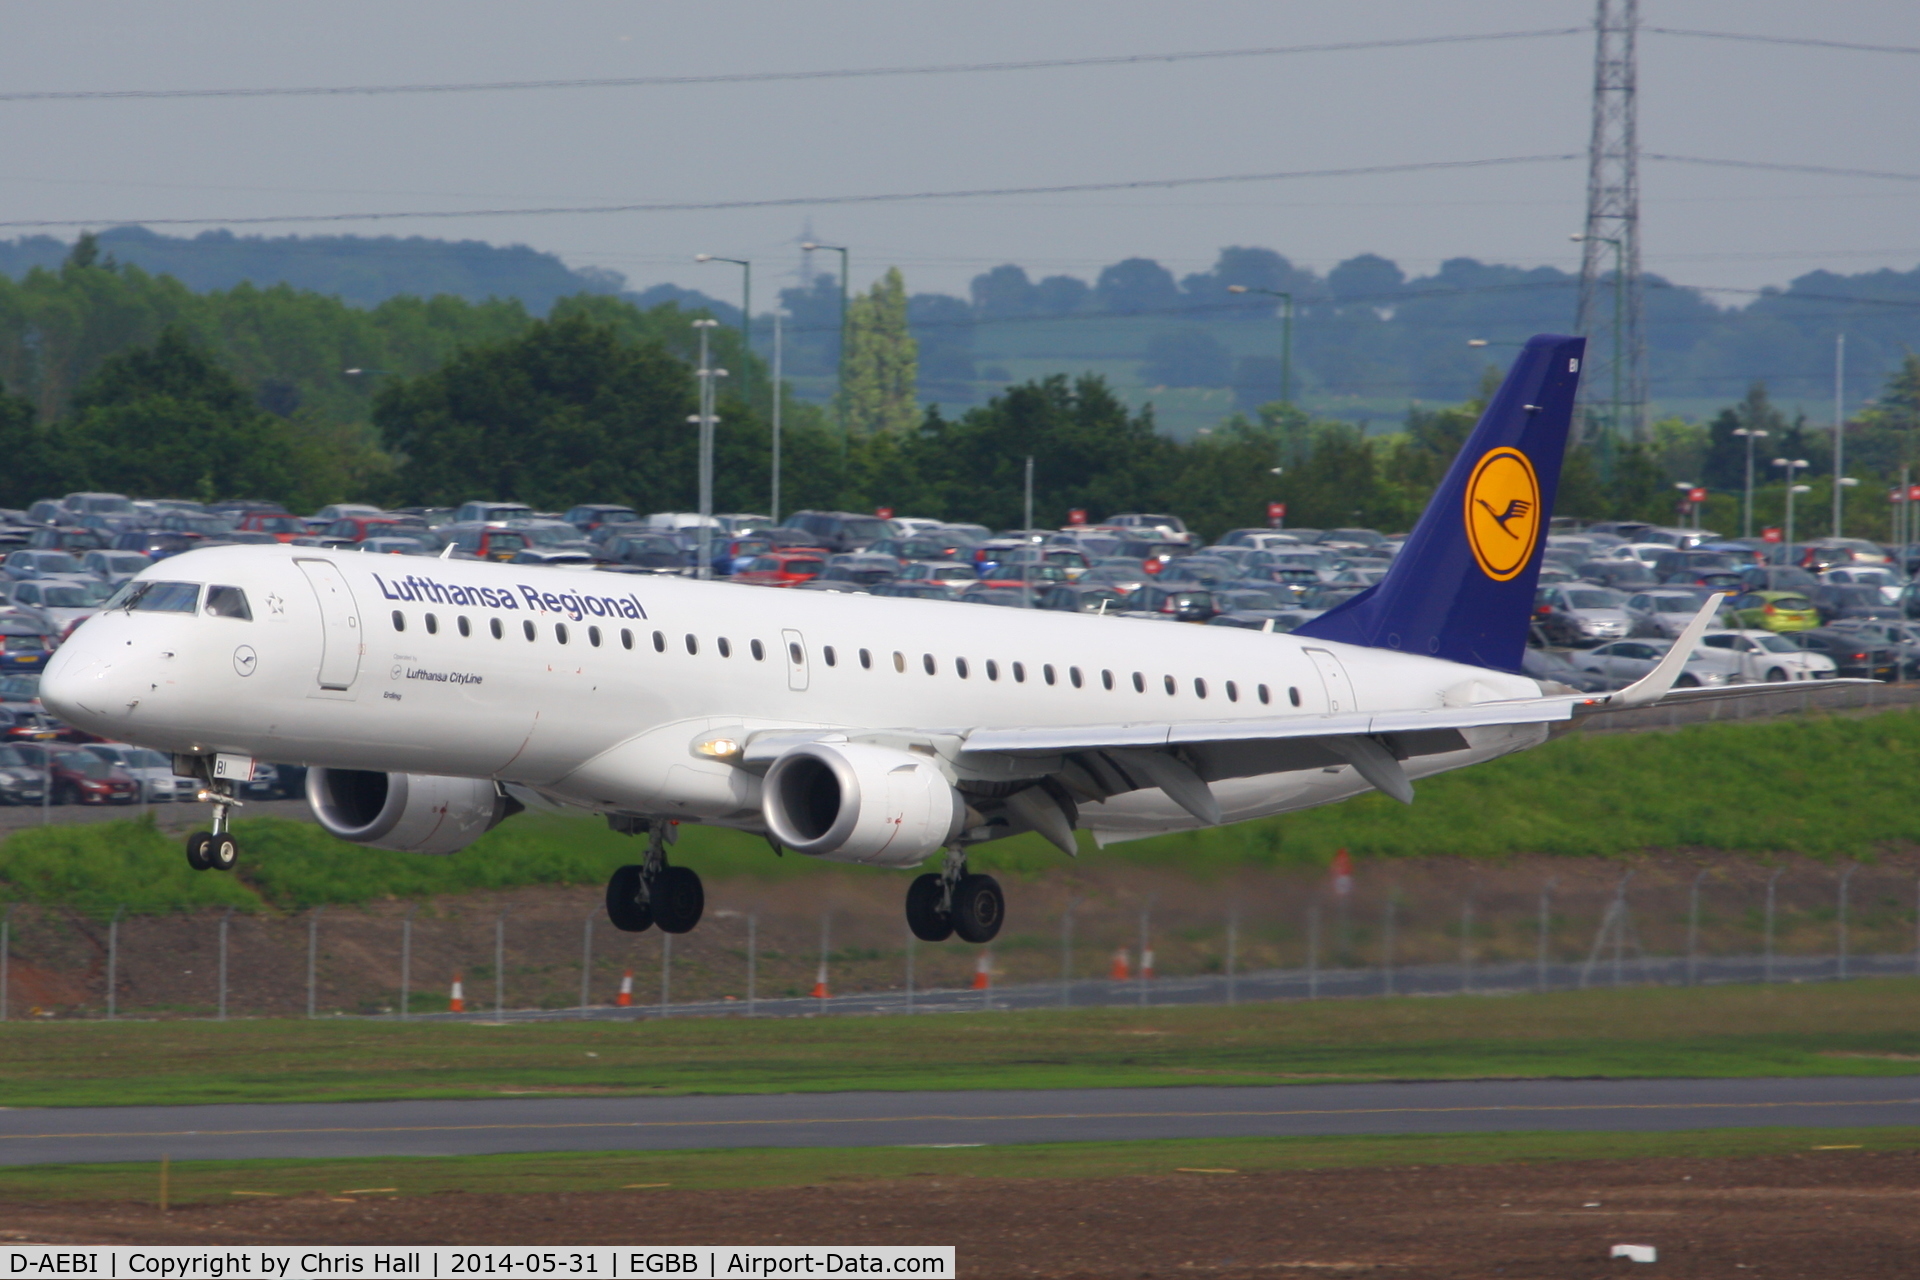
40;625;123;733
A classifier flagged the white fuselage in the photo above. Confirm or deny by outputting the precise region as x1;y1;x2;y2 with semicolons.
41;546;1550;851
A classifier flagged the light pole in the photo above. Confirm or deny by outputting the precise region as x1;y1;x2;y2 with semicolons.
1673;482;1699;531
1833;332;1847;537
1774;457;1810;557
694;255;751;373
1732;427;1767;538
1570;232;1626;440
690;319;727;581
1227;285;1293;406
801;241;849;429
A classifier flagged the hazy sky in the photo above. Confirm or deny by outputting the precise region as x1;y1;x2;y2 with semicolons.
4;1;1916;307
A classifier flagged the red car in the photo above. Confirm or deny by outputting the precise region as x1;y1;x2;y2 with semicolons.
236;513;311;542
14;743;137;804
733;550;827;587
320;516;423;542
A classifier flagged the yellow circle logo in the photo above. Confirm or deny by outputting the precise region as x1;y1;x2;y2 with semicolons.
1463;447;1542;581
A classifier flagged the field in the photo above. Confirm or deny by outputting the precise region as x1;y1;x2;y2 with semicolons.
5;709;1920;922
2;981;1918;1108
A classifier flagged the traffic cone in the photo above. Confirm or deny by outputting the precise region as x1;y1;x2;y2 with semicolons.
810;959;830;999
971;950;991;990
448;974;465;1013
615;969;633;1007
1110;947;1131;981
1141;948;1156;980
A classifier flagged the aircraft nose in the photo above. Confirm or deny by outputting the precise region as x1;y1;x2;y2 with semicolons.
40;626;125;729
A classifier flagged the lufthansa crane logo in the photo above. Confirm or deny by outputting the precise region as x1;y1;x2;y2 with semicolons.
1463;446;1542;581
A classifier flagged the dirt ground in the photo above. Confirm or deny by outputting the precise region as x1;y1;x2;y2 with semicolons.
2;1149;1915;1277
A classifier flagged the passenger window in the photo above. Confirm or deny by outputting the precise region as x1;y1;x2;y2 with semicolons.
622;628;634;650
458;616;471;638
1043;664;1056;686
1013;662;1026;683
1164;675;1176;695
893;651;906;673
823;645;835;666
1288;686;1301;706
685;634;699;655
985;659;999;681
859;648;872;669
718;637;732;658
653;631;666;652
523;620;536;641
1069;667;1083;688
204;586;251;620
1226;680;1239;702
752;639;766;661
426;614;439;635
790;642;804;664
392;611;406;632
490;618;504;639
956;657;969;679
589;626;602;647
1194;678;1207;699
555;623;569;644
1132;672;1145;693
923;654;937;675
1101;669;1113;690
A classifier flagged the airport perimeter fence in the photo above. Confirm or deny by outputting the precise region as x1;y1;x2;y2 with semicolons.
2;858;1917;1023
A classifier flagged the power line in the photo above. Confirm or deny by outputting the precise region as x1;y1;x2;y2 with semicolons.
0;30;1585;104
1650;154;1920;183
1646;27;1920;57
0;155;1582;230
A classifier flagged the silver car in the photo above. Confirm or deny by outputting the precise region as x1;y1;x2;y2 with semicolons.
1536;584;1634;646
82;743;189;802
1625;589;1723;639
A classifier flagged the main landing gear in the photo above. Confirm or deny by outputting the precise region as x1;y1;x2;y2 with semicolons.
605;819;704;935
185;775;241;873
906;847;1004;944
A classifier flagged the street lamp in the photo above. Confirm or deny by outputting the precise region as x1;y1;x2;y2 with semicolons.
1732;427;1768;539
690;319;728;581
1673;482;1700;532
1226;285;1293;406
1773;457;1810;556
694;255;751;371
801;242;849;429
1570;232;1626;441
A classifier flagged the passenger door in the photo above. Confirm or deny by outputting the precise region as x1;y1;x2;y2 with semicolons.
1302;647;1355;714
295;559;362;693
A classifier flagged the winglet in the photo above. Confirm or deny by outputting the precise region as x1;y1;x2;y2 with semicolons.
1608;593;1727;709
440;542;457;560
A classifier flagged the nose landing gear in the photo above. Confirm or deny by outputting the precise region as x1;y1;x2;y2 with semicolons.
184;779;242;873
604;818;705;934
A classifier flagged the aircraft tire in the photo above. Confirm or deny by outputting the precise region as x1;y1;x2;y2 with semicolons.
951;873;1005;944
905;873;954;942
653;865;705;935
206;833;239;872
605;864;653;933
185;831;214;872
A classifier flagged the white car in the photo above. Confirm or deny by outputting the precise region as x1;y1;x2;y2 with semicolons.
9;576;113;633
1697;630;1837;682
82;743;191;802
1572;639;1733;688
1821;566;1905;606
1600;541;1680;565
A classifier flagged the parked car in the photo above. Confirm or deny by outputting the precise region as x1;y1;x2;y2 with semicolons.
564;504;641;532
451;501;532;525
1724;590;1821;632
81;550;152;583
732;550;827;587
1099;513;1195;546
869;581;958;602
1696;630;1838;682
1126;586;1219;622
598;532;690;573
1782;628;1908;681
2;550;87;582
818;555;901;588
0;744;46;804
1819;566;1905;606
895;561;979;588
27;526;111;554
1736;565;1821;593
82;743;190;802
13;743;138;804
235;512;312;541
1809;584;1903;624
1624;589;1722;638
440;523;534;562
1571;639;1728;688
0;618;53;674
1533;584;1634;647
1797;537;1891;569
112;530;205;560
358;536;435;556
1520;644;1614;693
1038;583;1130;614
9;578;112;631
780;510;893;553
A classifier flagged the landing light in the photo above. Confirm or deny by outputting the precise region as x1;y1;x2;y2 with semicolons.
694;737;743;763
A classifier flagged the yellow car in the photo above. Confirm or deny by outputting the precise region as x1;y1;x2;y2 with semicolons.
1726;590;1820;632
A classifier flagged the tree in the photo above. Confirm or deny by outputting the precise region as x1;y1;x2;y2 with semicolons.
1142;328;1231;387
0;385;61;508
969;265;1036;320
60;326;302;503
1094;258;1181;316
841;268;917;435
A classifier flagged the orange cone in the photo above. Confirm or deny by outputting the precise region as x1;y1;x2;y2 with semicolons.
1141;948;1156;980
1110;947;1131;981
810;960;830;999
615;969;633;1007
448;974;464;1013
971;951;991;990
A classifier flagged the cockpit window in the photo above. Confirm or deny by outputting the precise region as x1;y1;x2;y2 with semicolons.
205;585;252;620
118;581;201;614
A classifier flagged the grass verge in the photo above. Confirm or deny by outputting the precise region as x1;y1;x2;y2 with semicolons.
7;1127;1919;1205
3;981;1919;1108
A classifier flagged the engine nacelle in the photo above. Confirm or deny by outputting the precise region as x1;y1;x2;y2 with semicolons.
762;742;964;867
306;768;513;854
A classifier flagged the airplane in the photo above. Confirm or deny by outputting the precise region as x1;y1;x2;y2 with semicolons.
38;334;1814;946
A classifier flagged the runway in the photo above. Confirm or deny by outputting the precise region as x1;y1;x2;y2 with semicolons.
1;1077;1915;1165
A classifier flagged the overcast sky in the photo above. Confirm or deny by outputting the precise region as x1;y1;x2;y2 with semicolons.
3;1;1915;307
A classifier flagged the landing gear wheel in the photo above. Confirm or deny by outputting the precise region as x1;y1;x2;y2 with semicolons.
205;833;239;872
906;872;954;942
950;873;1005;944
185;831;214;872
604;864;653;933
653;865;704;935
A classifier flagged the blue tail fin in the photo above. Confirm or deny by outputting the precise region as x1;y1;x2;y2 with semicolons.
1293;334;1586;672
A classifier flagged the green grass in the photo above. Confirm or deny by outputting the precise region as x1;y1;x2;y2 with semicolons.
4;708;1919;916
8;1128;1917;1205
5;981;1920;1108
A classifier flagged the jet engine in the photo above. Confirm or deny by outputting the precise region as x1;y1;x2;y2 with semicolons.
306;768;515;855
762;742;964;867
